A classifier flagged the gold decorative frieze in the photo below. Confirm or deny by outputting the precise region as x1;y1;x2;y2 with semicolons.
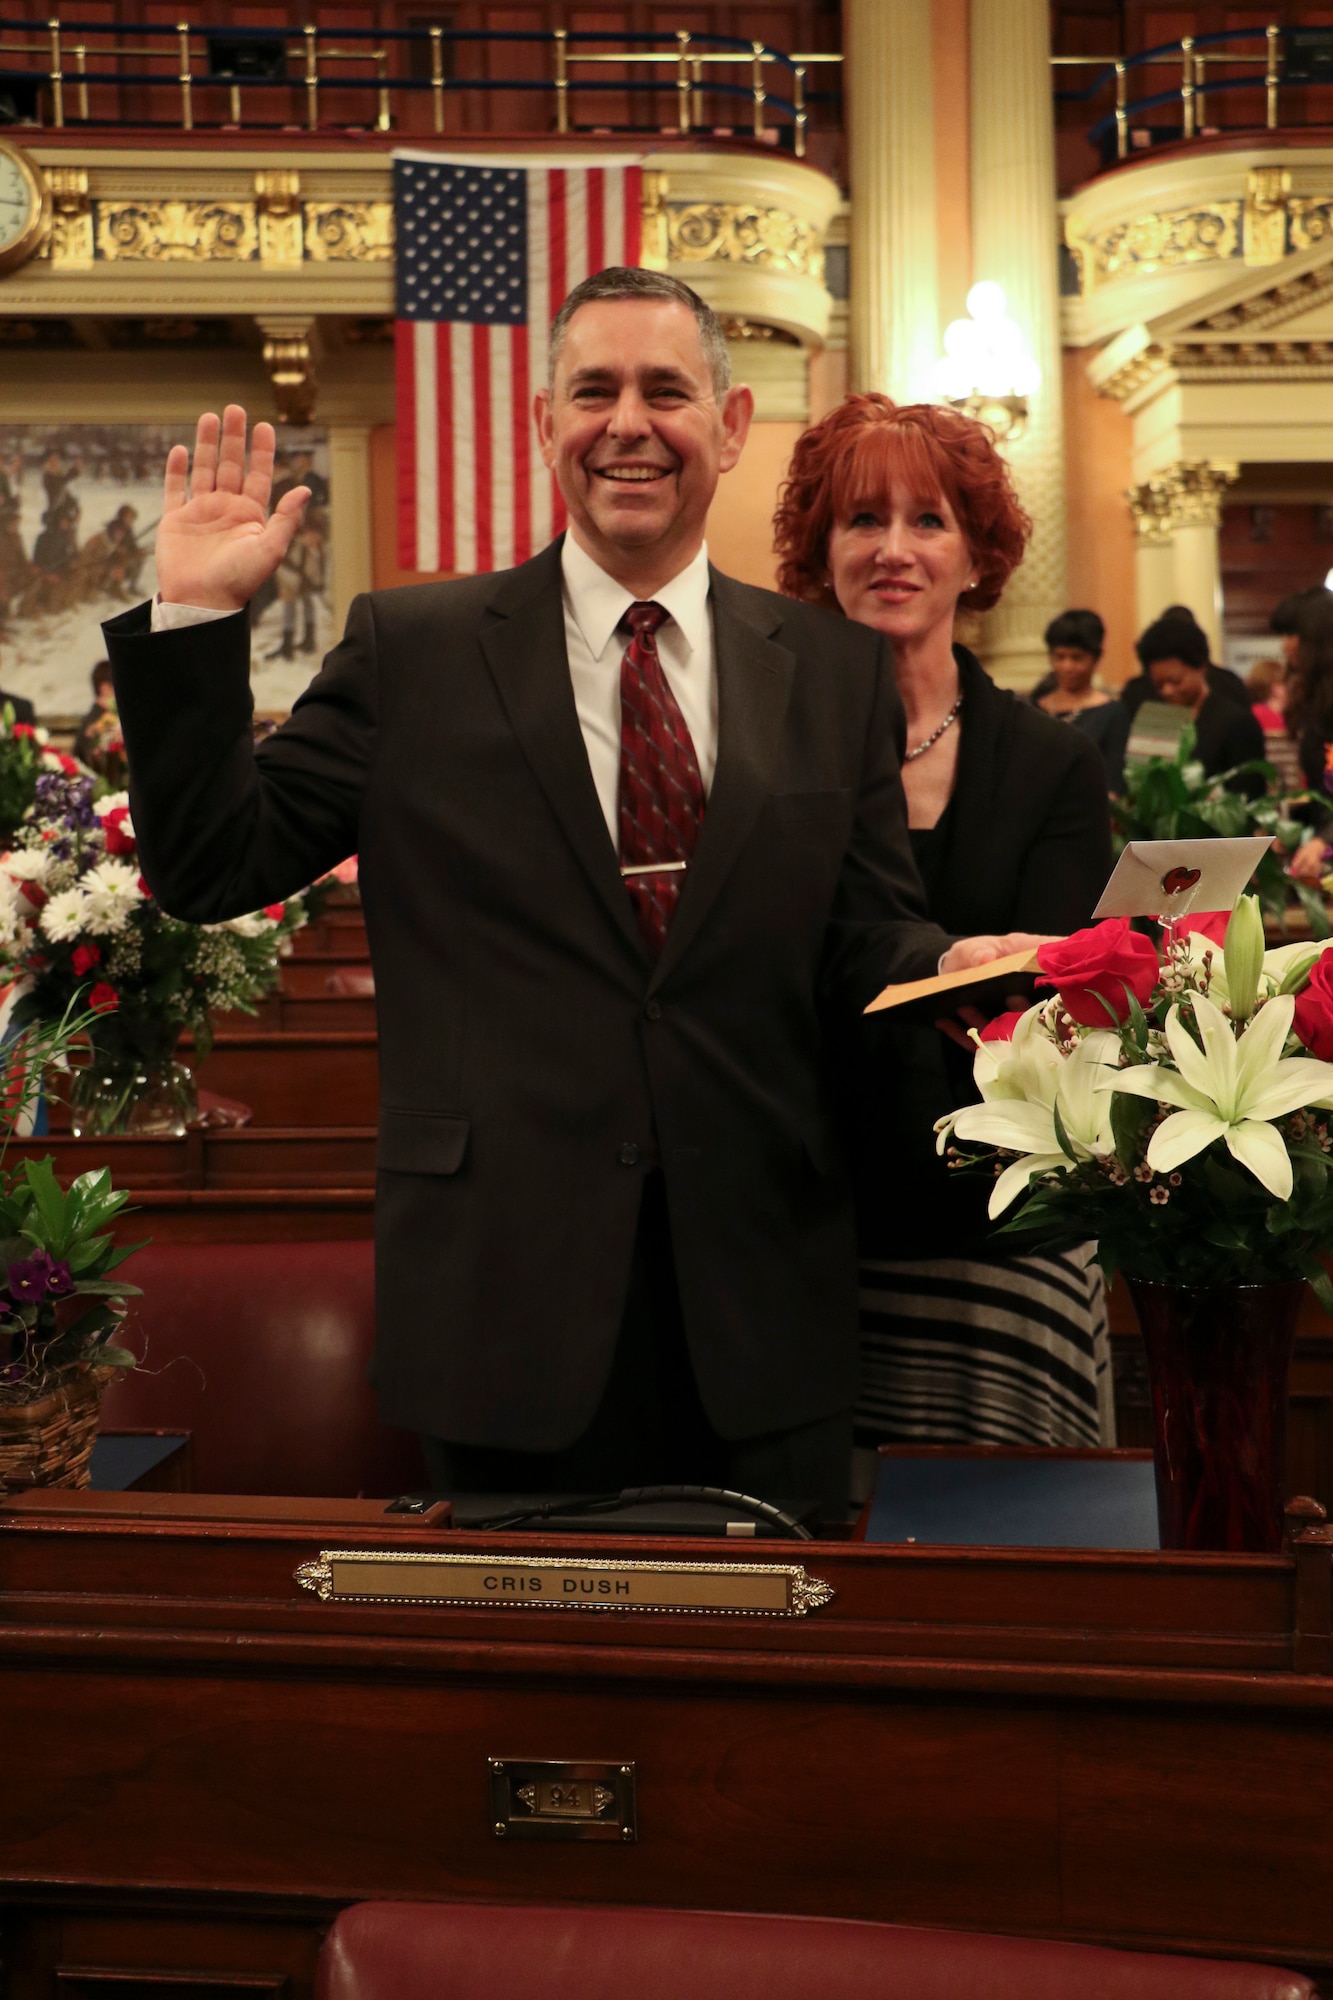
255;169;303;267
1066;202;1240;291
303;201;393;262
1289;200;1333;253
96;199;257;263
666;201;822;281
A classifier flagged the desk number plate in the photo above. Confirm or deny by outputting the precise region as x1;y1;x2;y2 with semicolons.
490;1759;636;1842
294;1549;834;1617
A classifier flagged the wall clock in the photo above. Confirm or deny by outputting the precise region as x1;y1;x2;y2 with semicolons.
0;138;51;278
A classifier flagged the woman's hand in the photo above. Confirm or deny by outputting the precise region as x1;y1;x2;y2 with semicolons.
939;931;1052;976
156;406;311;612
1288;836;1328;884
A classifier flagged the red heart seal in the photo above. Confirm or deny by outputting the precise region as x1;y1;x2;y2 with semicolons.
1161;866;1202;896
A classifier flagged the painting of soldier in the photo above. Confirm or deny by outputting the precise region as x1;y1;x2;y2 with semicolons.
0;423;333;717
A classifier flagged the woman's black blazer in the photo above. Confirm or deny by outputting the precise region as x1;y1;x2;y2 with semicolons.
831;646;1113;1262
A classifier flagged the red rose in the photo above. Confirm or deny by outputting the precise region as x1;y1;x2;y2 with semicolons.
11;724;34;740
71;943;101;976
57;755;78;776
87;983;119;1014
1167;909;1229;947
137;875;151;897
1036;918;1159;1027
1294;953;1333;1060
102;806;135;856
979;1010;1026;1044
263;903;286;921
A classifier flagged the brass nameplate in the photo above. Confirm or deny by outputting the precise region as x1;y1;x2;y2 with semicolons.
294;1549;834;1617
490;1759;636;1842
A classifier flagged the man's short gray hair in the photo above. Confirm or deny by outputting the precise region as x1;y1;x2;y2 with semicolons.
547;266;731;398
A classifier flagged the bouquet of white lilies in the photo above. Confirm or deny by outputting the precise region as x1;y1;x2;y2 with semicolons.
937;903;1333;1302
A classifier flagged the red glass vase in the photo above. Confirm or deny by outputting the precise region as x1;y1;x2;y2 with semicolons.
1125;1278;1304;1553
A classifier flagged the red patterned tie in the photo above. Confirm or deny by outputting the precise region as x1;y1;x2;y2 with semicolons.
617;600;705;955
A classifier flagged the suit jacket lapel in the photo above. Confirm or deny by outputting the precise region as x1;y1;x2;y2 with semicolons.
650;568;796;986
480;541;649;963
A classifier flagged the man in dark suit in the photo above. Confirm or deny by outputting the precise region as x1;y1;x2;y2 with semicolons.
105;268;1039;1509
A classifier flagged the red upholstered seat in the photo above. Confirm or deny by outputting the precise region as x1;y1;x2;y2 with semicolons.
98;1240;423;1498
316;1902;1315;2000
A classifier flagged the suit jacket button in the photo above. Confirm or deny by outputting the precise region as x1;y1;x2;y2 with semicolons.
618;1142;641;1167
644;999;662;1023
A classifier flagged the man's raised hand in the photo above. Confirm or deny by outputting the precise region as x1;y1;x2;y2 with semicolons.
156;406;310;612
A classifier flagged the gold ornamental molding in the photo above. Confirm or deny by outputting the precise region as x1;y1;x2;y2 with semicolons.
42;166;91;268
304;201;394;263
1066;201;1239;292
665;200;823;282
1127;460;1238;539
96;199;257;263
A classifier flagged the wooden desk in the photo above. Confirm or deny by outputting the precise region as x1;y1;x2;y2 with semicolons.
0;1491;1330;1997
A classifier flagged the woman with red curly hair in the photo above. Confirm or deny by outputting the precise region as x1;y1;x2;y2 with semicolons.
776;396;1114;1459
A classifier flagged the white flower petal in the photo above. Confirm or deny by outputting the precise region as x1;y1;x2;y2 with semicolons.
1244;1058;1333;1123
1234;993;1295;1098
1145;1108;1228;1175
989;1153;1068;1218
1224;1118;1293;1200
951;1100;1058;1155
1190;991;1239;1114
1109;1064;1212;1113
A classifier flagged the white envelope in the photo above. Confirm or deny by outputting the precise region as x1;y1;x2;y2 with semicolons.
1091;836;1271;921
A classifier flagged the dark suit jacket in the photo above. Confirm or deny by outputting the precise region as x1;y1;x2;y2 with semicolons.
831;648;1112;1262
105;541;949;1450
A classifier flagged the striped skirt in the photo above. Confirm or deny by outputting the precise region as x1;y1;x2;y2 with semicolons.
855;1245;1115;1452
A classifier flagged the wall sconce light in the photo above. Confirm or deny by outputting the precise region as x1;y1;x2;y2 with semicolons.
932;282;1040;442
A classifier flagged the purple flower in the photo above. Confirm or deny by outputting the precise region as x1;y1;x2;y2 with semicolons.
7;1253;74;1303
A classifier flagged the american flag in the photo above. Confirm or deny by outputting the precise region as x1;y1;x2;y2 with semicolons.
394;152;644;575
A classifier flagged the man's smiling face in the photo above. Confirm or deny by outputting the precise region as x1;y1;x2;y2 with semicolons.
535;297;750;588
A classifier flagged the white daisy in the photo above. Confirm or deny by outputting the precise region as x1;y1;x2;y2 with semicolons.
3;849;49;885
39;888;89;944
219;911;277;939
79;858;143;935
97;791;130;818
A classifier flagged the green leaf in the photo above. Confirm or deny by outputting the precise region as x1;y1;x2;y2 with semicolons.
21;1157;68;1254
1050;1096;1078;1164
96;1345;138;1369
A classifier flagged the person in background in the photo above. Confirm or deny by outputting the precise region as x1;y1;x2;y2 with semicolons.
1282;594;1333;882
1033;608;1129;792
1118;606;1248;717
1270;585;1333;674
1138;613;1265;782
774;394;1115;1469
74;660;126;786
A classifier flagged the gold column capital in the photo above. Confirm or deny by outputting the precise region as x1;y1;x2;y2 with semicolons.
1160;459;1240;532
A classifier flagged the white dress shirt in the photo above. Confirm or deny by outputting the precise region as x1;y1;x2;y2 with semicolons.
153;534;717;848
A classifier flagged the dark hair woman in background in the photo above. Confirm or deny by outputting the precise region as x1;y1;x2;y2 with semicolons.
1283;593;1333;883
774;396;1114;1471
1035;608;1128;791
1135;612;1264;781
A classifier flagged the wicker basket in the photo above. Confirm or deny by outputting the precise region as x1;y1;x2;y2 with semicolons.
0;1365;115;1491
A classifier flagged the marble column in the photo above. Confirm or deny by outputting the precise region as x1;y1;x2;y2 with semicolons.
1128;479;1176;633
968;0;1065;688
844;0;937;400
1163;461;1239;663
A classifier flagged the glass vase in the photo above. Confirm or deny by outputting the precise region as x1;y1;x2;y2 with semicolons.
69;1032;198;1138
1125;1277;1304;1553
